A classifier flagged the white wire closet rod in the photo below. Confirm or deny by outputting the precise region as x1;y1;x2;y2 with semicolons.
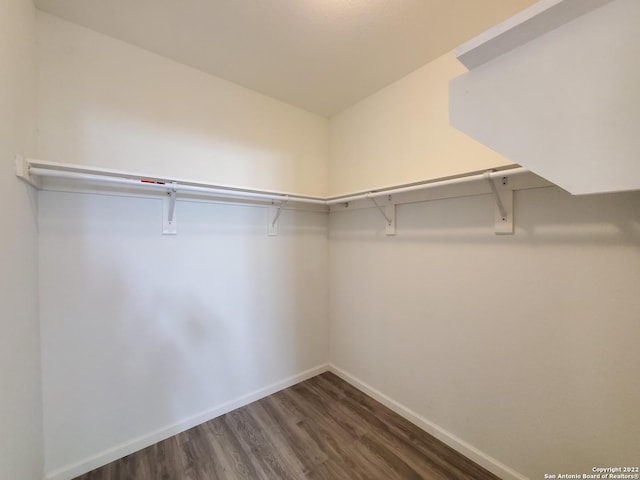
23;159;327;205
19;158;529;206
325;167;528;205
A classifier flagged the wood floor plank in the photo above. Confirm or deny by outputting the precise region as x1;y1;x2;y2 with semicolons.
260;395;329;467
206;414;266;480
177;426;221;480
334;388;465;479
246;400;321;475
74;372;501;480
289;382;368;440
245;401;313;476
319;371;495;479
224;407;300;480
355;433;424;480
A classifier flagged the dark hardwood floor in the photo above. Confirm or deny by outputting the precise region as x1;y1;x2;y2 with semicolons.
75;372;500;479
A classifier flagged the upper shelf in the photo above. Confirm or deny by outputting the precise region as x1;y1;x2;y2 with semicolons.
450;0;640;195
456;0;616;69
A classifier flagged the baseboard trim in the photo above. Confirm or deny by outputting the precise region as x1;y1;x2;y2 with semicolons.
44;363;330;480
328;364;528;480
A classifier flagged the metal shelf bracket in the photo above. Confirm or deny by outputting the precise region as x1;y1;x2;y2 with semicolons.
268;197;289;236
162;182;178;235
484;171;513;235
368;195;396;236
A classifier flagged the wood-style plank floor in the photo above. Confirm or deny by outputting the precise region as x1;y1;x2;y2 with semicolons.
75;372;500;480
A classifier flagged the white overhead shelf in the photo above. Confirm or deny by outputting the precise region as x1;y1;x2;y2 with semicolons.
456;0;615;69
450;0;640;195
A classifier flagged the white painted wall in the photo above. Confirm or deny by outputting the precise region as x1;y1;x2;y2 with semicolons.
39;193;329;478
35;11;330;479
0;0;43;479
329;187;640;479
327;9;640;476
36;12;329;197
328;51;512;196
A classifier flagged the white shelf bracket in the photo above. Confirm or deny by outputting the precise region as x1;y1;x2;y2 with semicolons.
268;197;288;236
385;204;396;236
484;172;513;235
368;195;396;236
162;182;178;235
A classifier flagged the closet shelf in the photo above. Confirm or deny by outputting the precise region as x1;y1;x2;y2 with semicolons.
16;157;551;235
451;0;639;195
456;0;614;69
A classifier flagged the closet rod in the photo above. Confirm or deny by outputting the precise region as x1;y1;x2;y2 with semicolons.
23;159;529;207
324;167;528;204
27;166;328;205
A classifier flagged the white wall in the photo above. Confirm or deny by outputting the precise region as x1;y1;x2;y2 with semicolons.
39;192;329;478
0;0;43;479
328;51;512;196
35;11;330;479
329;187;640;479
36;12;329;196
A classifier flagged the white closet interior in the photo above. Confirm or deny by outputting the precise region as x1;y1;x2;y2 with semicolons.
2;1;639;480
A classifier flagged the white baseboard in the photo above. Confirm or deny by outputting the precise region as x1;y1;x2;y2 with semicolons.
44;363;330;480
328;364;529;480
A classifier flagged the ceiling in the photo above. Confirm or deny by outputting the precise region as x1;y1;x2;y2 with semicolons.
34;0;538;117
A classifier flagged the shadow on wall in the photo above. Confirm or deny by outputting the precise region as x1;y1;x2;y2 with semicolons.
41;223;234;467
260;208;330;379
40;191;329;474
329;187;640;246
